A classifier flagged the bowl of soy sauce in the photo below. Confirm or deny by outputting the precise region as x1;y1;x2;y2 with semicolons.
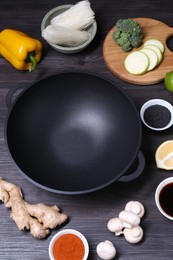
155;177;173;220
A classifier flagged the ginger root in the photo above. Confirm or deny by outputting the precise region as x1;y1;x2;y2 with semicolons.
0;178;68;239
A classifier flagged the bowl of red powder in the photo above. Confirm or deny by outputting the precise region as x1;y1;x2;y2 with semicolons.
140;99;173;131
49;229;89;260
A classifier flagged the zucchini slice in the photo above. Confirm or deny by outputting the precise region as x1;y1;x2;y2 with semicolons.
140;48;158;71
144;39;165;53
144;44;163;64
124;51;149;75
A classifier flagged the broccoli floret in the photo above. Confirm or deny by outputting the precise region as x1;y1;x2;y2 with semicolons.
130;35;143;48
121;41;132;52
113;18;143;52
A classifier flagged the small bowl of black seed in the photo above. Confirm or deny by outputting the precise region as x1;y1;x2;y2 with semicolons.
140;99;173;131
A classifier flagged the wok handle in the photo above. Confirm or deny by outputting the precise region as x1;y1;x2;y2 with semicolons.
6;84;25;109
118;151;145;182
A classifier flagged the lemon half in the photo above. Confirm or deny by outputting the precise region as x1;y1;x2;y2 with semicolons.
155;140;173;170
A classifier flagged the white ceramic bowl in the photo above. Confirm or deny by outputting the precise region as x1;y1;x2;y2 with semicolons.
155;177;173;221
140;99;173;131
49;229;89;260
41;5;97;53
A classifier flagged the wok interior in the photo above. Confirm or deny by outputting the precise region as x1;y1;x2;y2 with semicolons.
6;73;141;193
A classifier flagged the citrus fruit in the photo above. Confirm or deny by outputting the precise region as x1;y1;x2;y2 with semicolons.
164;71;173;93
155;140;173;170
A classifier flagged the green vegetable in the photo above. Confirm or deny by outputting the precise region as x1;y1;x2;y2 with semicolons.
124;39;164;75
125;51;149;75
113;18;143;52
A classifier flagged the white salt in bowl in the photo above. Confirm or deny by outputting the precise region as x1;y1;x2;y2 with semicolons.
41;5;97;53
49;229;89;260
140;99;173;131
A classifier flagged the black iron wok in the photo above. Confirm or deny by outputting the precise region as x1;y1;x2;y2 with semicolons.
5;72;145;194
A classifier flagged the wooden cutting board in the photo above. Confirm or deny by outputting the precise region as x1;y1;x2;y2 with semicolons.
103;18;173;85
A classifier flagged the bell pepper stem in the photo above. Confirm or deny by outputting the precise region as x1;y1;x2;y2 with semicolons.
29;54;37;72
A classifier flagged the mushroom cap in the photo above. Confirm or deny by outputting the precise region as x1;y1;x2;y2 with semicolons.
96;240;116;260
107;217;123;234
119;210;140;228
125;201;145;218
123;226;143;244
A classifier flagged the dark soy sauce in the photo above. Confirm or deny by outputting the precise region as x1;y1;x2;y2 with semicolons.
159;182;173;217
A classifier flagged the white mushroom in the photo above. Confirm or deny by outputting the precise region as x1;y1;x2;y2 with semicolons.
123;226;143;244
107;217;123;235
119;210;140;228
125;201;145;218
96;240;116;260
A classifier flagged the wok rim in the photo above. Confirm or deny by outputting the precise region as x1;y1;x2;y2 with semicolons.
4;71;142;195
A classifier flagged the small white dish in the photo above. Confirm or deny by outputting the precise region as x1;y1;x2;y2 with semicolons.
140;99;173;131
49;229;89;260
155;177;173;221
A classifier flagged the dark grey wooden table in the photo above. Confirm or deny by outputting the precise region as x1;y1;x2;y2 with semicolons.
1;0;173;259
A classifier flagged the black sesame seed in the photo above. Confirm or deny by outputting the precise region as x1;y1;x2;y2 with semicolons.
144;104;171;128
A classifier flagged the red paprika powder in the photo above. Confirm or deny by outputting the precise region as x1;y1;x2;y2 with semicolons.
53;233;85;260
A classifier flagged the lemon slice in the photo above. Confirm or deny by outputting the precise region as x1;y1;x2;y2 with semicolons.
155;140;173;170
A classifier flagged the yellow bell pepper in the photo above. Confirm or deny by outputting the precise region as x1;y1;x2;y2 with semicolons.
0;29;42;72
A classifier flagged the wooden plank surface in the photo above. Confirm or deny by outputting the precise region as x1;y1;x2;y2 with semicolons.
103;18;173;85
0;0;173;260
